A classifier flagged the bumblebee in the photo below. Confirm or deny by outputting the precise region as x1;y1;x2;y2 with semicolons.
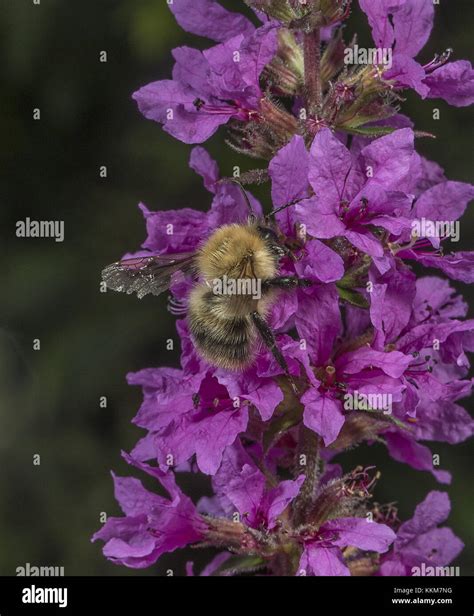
102;190;311;390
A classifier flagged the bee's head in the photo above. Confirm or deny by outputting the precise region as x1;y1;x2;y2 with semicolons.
256;225;287;259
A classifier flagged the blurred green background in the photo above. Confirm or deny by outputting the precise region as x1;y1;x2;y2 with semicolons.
0;0;472;576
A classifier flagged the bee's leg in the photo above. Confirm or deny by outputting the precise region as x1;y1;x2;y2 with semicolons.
262;276;313;291
251;311;299;395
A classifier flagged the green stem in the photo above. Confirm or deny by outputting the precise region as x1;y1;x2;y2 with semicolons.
293;426;321;526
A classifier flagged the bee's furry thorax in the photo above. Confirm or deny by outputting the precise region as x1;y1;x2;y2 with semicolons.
197;223;278;282
188;222;280;370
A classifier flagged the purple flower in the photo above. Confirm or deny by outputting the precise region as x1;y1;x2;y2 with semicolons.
359;0;474;106
130;370;251;475
201;442;396;576
367;268;473;480
299;517;396;576
393;169;474;283
133;24;278;143
380;491;464;575
209;441;305;530
300;345;411;446
295;128;415;258
92;454;207;568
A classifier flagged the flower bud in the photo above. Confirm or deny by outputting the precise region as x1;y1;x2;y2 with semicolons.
264;30;304;96
244;0;296;24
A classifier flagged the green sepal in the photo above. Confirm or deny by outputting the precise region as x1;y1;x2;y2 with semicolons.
337;286;369;308
263;404;303;453
342;124;398;137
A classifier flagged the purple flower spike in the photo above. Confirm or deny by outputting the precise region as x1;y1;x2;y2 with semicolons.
96;0;472;576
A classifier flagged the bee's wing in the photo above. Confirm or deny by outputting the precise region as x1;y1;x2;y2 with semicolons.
102;251;197;299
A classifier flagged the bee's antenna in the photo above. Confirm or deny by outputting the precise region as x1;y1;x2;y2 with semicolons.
265;197;303;222
229;179;257;222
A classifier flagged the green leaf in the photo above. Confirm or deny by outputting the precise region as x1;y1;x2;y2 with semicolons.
342;125;398;137
337;286;369;308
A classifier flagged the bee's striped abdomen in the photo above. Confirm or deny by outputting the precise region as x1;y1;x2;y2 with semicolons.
188;287;256;369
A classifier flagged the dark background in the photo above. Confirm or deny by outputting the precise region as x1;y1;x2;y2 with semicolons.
0;0;472;576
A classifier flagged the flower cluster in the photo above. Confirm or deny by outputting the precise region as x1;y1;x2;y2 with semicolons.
94;0;473;576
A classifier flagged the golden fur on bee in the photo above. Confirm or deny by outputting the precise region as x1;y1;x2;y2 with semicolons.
188;222;280;370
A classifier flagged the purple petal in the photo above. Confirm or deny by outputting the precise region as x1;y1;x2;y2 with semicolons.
344;228;384;257
269;135;310;208
172;46;210;93
414;277;467;321
391;0;434;58
168;0;255;43
295;196;346;239
412;155;446;196
360;128;414;192
139;202;208;253
263;475;305;529
102;529;159;569
385;432;452;484
226;463;266;524
156;406;249;475
402;250;474;284
240;25;279;92
384;55;429;97
379;557;408;576
164;105;232;144
295;285;342;364
295;239;344;283
189;147;219;192
200;553;232;576
132;79;195;123
112;473;167;517
414;399;474;444
299;545;350;576
414;181;474;223
322;518;396;553
369;264;416;343
211;441;256;517
396;491;451;546
204;36;247;99
359;0;403;49
241;379;284;421
209;182;262;228
308;128;364;204
400;527;464;568
128;368;203;431
337;348;412;378
424;60;474;107
302;388;345;446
